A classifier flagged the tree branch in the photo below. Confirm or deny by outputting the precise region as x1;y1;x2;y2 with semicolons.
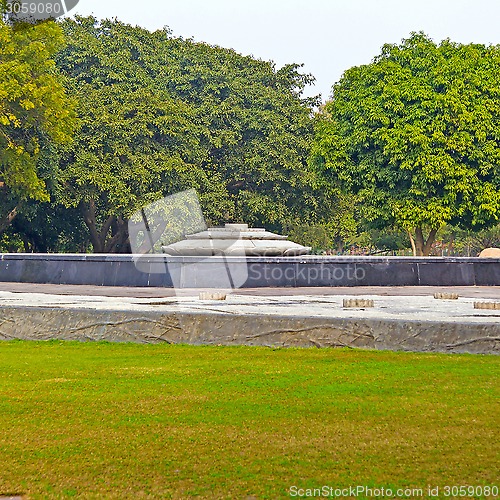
0;205;20;234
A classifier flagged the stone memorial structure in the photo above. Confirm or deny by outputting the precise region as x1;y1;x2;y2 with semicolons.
161;223;311;256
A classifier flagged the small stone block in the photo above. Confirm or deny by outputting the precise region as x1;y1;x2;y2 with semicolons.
199;292;227;301
343;299;374;308
473;301;500;310
434;293;459;300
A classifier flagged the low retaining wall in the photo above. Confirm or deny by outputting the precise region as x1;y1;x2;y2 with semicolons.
0;254;499;288
0;306;498;354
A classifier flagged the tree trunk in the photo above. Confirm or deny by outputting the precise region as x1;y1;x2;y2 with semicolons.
414;227;425;256
104;216;130;253
447;234;454;256
80;200;115;253
413;226;439;256
408;231;417;256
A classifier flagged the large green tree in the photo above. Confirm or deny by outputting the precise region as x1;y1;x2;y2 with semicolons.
0;18;75;234
311;33;500;255
152;37;320;227
55;17;321;252
56;83;219;253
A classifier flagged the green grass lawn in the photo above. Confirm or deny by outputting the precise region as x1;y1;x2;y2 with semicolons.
0;341;498;499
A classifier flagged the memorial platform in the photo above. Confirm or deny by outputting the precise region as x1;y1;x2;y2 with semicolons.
0;284;498;355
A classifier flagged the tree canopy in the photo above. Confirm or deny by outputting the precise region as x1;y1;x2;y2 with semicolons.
311;32;500;255
3;23;499;256
54;17;321;252
0;18;75;233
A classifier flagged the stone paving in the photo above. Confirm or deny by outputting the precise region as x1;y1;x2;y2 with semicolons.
0;283;498;354
0;284;498;325
0;282;499;299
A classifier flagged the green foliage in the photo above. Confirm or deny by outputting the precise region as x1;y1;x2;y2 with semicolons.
365;226;410;253
10;201;90;252
0;19;75;201
0;18;75;241
284;193;360;253
57;84;212;252
471;223;500;250
312;32;500;255
283;223;333;252
0;227;23;252
54;17;320;252
439;223;500;256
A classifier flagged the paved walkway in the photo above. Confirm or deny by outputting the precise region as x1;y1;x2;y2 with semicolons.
0;282;498;299
0;283;498;354
0;288;498;325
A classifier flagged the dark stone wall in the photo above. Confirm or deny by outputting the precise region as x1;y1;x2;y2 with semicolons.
0;254;499;287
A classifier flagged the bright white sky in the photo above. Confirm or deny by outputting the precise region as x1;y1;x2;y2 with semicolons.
69;0;500;101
